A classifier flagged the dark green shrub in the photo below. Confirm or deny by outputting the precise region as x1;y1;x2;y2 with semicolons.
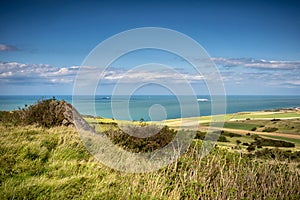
247;144;256;152
254;148;300;161
195;131;206;140
252;136;295;148
222;131;242;138
270;119;280;121
217;135;229;142
262;127;278;132
104;125;177;153
24;99;66;127
195;131;229;142
0;110;23;125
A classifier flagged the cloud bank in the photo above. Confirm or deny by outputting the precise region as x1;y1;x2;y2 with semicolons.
0;62;77;84
212;57;300;70
1;57;299;94
212;57;300;90
0;61;204;85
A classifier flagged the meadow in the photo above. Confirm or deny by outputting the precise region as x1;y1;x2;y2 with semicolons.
1;124;300;199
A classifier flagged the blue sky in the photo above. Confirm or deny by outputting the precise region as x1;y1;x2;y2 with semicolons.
0;0;300;95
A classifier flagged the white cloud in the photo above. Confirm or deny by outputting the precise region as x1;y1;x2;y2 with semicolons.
0;61;205;85
1;58;299;94
284;80;300;86
0;44;18;51
212;57;300;70
1;58;298;90
0;62;78;84
102;69;204;83
212;57;300;91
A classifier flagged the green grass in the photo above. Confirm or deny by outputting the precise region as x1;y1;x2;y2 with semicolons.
200;122;258;131
232;112;300;120
223;122;258;131
1;123;300;199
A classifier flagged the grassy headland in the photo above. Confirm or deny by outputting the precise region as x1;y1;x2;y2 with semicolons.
0;99;300;199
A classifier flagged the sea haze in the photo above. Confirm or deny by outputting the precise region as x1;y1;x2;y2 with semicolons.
0;95;299;121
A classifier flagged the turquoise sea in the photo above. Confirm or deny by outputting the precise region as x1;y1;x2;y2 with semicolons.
0;95;299;121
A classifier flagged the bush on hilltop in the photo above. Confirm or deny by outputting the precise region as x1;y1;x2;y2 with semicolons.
0;98;74;127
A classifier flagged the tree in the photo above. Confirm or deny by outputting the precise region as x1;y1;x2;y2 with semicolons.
139;117;146;127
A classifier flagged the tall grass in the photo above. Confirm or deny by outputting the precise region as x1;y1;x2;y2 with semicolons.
0;123;299;199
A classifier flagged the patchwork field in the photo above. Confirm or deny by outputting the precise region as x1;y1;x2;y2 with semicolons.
161;110;300;151
84;109;300;151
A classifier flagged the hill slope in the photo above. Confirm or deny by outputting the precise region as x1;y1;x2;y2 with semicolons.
0;99;300;199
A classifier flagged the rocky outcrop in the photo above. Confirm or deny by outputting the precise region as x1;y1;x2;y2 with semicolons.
63;101;97;133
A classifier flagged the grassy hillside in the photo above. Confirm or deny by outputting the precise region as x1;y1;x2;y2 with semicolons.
1;100;300;199
1;123;300;199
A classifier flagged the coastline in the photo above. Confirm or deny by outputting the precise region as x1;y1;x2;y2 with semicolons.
1;95;300;120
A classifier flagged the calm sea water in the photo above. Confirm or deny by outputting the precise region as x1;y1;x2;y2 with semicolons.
0;95;299;121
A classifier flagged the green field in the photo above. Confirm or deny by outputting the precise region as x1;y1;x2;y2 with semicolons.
162;110;300;153
200;122;259;130
222;122;258;130
85;112;300;152
230;112;300;120
164;111;300;125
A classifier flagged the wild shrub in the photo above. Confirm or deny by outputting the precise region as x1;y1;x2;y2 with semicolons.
247;144;256;152
254;148;300;161
236;140;242;145
195;131;206;140
24;99;66;127
217;135;229;142
0;98;69;127
253;136;295;148
221;131;242;138
195;131;229;142
103;125;177;153
262;127;278;132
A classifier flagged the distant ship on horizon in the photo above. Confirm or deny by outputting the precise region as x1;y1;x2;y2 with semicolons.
197;98;209;102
